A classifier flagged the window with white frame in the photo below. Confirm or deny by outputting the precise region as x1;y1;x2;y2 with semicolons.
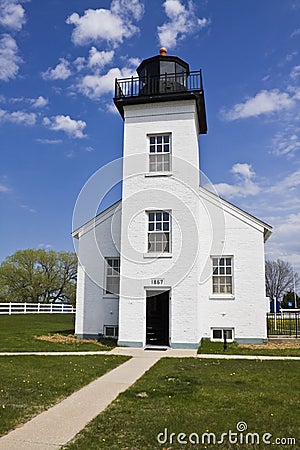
149;134;171;172
148;211;171;253
104;325;118;338
105;258;120;295
212;328;234;342
212;257;233;294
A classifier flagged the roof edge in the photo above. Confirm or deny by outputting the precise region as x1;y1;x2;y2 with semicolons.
72;199;122;239
199;185;272;242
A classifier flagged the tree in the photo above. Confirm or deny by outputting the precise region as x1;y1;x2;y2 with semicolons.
281;291;299;309
265;259;299;301
0;249;77;305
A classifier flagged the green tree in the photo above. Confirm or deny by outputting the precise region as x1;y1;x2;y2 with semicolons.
281;291;299;309
0;249;77;305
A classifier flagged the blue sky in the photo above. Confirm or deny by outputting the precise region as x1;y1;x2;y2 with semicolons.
0;0;300;276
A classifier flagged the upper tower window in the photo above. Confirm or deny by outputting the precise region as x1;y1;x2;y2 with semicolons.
149;134;171;172
148;211;171;253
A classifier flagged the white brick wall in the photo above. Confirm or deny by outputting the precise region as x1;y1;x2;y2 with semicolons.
74;99;270;346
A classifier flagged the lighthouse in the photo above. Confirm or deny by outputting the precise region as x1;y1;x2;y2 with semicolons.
73;49;272;348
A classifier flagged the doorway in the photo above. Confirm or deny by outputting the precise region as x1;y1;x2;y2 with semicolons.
146;290;169;346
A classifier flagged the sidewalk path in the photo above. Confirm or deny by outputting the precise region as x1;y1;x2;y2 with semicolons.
0;350;162;450
0;348;299;449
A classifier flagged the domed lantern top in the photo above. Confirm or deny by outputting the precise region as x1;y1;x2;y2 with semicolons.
137;48;190;95
114;48;207;134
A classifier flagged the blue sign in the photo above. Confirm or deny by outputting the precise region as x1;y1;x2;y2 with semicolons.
288;301;293;307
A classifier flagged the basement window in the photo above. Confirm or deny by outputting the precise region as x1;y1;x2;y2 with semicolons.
104;325;118;338
211;328;234;342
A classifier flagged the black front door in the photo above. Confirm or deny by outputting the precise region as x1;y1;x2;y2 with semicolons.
146;291;169;346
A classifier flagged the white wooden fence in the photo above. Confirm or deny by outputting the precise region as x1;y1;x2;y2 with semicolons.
0;302;75;315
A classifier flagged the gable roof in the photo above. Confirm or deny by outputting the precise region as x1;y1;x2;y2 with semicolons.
72;188;272;242
199;186;272;242
72;199;122;239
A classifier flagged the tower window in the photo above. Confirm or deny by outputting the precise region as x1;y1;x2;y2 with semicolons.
105;258;120;295
212;257;233;294
147;211;171;253
149;134;171;172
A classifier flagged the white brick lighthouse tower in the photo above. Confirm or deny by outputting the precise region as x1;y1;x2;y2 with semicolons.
73;48;271;348
115;47;209;348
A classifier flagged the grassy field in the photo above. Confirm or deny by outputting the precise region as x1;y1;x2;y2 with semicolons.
64;357;299;450
0;314;113;352
198;339;300;356
0;354;129;437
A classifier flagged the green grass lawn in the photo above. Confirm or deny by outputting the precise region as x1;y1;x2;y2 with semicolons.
0;354;129;437
198;339;300;356
0;314;113;352
64;358;299;450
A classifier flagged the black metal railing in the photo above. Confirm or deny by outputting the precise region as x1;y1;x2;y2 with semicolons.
267;312;299;337
114;70;203;99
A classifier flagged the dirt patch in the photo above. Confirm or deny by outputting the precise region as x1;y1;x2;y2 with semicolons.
34;333;102;346
240;342;300;350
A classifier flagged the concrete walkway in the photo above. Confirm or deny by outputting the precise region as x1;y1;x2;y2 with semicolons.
0;348;196;450
0;347;299;450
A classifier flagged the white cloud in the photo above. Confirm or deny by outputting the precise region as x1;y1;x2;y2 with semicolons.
221;89;295;121
0;0;26;31
36;138;62;145
43;115;87;139
290;65;300;80
0;108;36;125
0;183;10;192
157;0;209;49
88;48;114;69
66;0;144;47
0;34;22;81
20;204;36;213
42;58;72;81
77;63;137;99
291;28;300;37
111;0;144;21
214;163;261;199
271;132;300;157
31;96;48;108
265;212;300;273
267;170;300;195
73;57;86;72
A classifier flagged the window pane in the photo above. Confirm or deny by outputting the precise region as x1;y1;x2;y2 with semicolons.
157;136;162;144
157;145;162;152
105;327;114;337
163;135;169;143
163;212;169;221
156;212;162;221
149;212;154;221
226;258;231;266
150;145;155;153
150;136;155;145
225;330;233;339
213;329;222;339
149;223;154;231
